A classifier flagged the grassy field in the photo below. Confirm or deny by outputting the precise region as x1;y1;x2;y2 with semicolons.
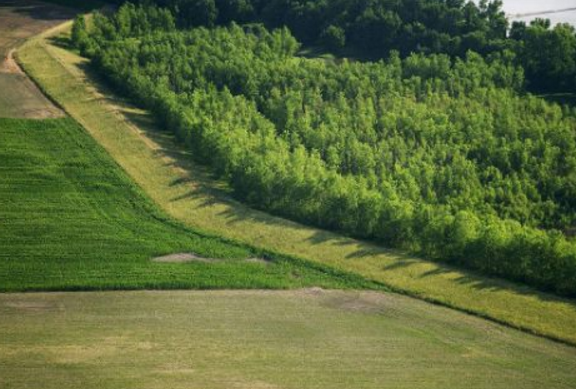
1;290;576;389
0;117;381;292
16;24;576;345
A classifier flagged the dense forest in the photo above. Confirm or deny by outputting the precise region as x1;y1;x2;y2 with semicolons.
72;3;576;296
71;0;576;92
114;0;575;93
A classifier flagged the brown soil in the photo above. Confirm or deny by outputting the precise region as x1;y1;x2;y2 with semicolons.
1;49;23;74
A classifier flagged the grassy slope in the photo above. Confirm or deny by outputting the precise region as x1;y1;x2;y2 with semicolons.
16;24;576;345
0;117;381;292
1;290;576;389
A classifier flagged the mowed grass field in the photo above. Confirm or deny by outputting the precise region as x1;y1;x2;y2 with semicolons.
2;290;576;389
17;24;576;345
0;0;69;118
0;117;379;291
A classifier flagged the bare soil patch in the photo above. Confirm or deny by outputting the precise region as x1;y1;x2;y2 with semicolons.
0;0;72;118
152;253;218;263
1;49;23;74
152;253;269;264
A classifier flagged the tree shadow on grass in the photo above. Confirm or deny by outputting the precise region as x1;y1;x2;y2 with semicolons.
47;34;73;50
8;0;75;22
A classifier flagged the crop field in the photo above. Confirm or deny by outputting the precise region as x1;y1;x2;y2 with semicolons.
0;0;69;118
1;290;576;389
17;25;576;345
0;117;378;292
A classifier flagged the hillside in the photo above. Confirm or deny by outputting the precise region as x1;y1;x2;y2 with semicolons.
0;1;575;387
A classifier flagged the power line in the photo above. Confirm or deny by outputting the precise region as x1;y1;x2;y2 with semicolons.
509;7;576;18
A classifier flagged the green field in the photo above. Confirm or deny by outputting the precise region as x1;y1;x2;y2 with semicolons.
0;117;379;292
1;290;576;389
17;24;576;345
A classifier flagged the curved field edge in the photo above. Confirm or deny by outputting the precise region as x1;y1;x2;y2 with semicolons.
16;22;576;346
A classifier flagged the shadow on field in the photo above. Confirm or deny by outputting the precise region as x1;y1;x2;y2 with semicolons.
417;262;574;304
6;0;74;22
48;35;73;50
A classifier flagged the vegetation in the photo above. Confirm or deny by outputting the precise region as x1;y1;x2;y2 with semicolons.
129;0;575;94
18;26;576;345
0;117;381;292
2;290;576;389
71;5;576;296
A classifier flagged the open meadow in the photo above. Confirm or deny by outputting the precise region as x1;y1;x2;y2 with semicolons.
2;290;576;389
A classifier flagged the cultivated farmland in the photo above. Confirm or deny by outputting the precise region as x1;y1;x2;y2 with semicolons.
1;290;576;389
0;117;374;291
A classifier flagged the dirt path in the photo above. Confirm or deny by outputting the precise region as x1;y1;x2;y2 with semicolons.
0;0;73;118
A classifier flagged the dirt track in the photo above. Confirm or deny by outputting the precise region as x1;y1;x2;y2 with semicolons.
0;0;73;118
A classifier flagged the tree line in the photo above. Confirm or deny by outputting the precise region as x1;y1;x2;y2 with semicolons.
72;3;576;296
108;0;575;94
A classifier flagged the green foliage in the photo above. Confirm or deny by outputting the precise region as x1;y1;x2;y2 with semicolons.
0;118;382;292
71;15;91;54
73;5;576;296
510;21;576;92
149;0;508;56
137;0;575;93
320;25;346;51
